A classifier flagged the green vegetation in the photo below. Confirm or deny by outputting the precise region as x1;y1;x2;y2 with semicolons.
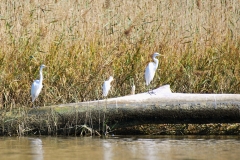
0;0;240;108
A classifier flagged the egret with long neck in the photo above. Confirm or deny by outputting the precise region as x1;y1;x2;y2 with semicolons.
144;52;160;94
31;64;46;107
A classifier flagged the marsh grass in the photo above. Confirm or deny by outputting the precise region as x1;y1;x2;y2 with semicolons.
0;0;240;108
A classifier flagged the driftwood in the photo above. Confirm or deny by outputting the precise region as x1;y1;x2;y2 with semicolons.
1;85;240;135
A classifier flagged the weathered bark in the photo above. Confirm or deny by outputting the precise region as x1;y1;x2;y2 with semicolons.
1;85;240;135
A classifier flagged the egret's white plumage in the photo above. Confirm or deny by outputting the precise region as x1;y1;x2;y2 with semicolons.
131;84;135;95
102;76;113;97
31;64;46;103
144;52;160;86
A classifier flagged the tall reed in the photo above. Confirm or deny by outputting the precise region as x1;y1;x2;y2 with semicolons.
0;0;239;108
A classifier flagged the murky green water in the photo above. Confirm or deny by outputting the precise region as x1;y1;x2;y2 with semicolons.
0;135;239;160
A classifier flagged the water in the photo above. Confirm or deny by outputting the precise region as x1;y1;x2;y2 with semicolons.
0;135;240;160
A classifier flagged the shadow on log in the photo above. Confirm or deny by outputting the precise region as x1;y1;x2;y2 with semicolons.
1;85;240;136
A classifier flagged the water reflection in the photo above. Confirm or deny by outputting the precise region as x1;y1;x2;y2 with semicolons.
29;138;43;160
0;136;239;160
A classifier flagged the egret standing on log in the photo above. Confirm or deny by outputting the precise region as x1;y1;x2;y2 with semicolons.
102;76;114;98
144;52;160;94
31;64;46;107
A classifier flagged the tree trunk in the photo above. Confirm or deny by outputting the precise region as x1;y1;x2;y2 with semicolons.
1;85;240;136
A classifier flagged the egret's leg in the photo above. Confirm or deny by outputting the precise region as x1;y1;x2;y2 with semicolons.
32;99;40;108
147;85;151;94
148;83;156;95
32;100;35;108
150;84;156;95
33;102;38;108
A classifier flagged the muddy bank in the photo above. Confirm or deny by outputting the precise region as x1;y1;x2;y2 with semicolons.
115;123;240;135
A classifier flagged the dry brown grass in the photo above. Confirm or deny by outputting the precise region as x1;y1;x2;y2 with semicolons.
0;0;240;108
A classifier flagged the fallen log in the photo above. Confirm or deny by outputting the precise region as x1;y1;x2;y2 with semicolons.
1;85;240;136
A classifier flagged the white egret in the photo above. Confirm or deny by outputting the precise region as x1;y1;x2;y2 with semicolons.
131;78;135;95
131;84;135;95
102;76;114;98
144;52;160;94
31;64;46;106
